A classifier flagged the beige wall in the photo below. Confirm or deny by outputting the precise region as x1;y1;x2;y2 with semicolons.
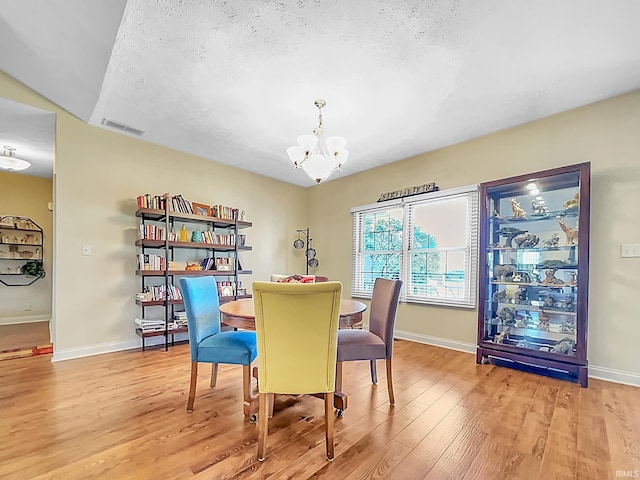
0;71;307;356
310;89;640;377
0;171;53;324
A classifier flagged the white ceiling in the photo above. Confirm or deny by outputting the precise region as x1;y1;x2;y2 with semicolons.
1;0;639;185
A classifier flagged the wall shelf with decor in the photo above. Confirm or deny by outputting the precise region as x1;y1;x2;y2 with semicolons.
0;215;45;286
134;194;252;351
476;163;590;387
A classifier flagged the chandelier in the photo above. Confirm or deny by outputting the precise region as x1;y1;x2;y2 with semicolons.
286;99;349;184
0;146;31;171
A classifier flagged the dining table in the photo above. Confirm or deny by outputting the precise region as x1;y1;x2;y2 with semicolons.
220;297;367;419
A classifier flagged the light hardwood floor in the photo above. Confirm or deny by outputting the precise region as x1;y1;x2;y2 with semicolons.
0;340;638;479
0;321;50;352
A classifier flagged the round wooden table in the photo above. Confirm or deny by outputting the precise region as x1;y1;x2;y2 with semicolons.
219;297;367;417
220;298;367;330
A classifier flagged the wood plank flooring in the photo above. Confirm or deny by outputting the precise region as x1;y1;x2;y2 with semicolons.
0;339;638;479
0;321;50;352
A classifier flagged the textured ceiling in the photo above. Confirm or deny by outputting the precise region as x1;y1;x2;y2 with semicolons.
1;0;640;185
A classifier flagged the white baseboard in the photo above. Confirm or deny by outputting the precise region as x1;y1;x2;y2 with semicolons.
394;329;640;387
0;315;50;326
51;332;189;362
394;329;476;354
588;365;640;387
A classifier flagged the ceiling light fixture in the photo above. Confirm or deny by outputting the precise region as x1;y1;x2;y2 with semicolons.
286;99;349;184
0;146;31;171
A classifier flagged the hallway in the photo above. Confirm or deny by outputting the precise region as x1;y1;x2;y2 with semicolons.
0;321;52;360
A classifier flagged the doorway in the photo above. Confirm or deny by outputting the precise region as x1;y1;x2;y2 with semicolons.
0;97;55;360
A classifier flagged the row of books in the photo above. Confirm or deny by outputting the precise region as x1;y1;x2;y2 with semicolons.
137;194;167;210
137;253;166;271
136;284;183;302
137;193;242;222
138;224;166;241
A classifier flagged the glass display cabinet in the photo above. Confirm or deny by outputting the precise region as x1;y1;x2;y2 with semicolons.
476;163;590;387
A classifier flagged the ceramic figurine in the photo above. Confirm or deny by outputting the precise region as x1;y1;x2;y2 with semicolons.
513;233;539;248
542;233;560;247
493;264;516;281
514;286;528;303
492;289;508;303
551;337;576;355
496;227;528;247
531;199;548;215
563;193;580;210
540;269;564;285
510;198;527;218
538;313;551;331
494;326;512;344
558;218;578;245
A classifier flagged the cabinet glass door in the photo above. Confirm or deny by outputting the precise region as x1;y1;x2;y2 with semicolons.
482;171;581;358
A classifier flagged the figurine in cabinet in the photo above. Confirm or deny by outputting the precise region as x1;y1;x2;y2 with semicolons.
497;227;528;247
514;286;528;303
494;327;512;344
531;199;548;215
513;233;539;248
541;269;564;285
492;289;508;303
515;339;529;348
551;337;576;355
563;193;580;210
560;318;577;333
542;233;560;247
510;198;527;218
558;219;578;245
565;273;577;286
493;264;516;281
538;313;551;331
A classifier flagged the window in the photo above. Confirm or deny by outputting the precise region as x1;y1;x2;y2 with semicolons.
352;185;478;308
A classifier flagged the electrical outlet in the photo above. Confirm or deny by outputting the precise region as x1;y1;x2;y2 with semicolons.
621;244;640;258
24;304;31;311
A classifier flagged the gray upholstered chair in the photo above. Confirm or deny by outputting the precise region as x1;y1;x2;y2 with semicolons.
336;277;402;406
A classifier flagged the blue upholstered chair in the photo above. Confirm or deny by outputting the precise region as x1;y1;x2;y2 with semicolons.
179;276;257;412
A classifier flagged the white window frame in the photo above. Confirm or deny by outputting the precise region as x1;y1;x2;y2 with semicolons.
351;185;478;308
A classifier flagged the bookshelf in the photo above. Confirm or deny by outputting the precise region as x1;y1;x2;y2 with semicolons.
135;195;252;351
0;216;45;287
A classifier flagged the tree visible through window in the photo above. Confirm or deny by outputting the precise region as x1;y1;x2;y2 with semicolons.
352;186;478;307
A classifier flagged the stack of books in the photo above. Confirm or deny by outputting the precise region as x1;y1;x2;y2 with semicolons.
134;317;166;332
174;311;188;329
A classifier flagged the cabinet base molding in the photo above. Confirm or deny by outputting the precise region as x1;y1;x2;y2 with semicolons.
477;345;588;387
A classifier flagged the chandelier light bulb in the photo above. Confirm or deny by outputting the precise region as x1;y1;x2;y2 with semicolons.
286;100;347;184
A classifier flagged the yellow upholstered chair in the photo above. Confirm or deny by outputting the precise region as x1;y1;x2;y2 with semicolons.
252;280;342;461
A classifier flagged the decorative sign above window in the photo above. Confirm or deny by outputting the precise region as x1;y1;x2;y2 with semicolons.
377;183;438;202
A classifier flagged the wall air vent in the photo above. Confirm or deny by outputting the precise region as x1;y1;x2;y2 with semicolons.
101;118;145;136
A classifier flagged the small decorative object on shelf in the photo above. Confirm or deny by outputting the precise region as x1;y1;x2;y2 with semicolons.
510;198;527;218
477;163;590;387
135;194;252;351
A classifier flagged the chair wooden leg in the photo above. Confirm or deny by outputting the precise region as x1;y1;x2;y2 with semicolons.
210;363;219;388
335;361;343;392
370;359;378;384
257;393;269;461
187;362;198;412
268;393;275;418
385;357;395;405
242;364;252;403
324;392;335;460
